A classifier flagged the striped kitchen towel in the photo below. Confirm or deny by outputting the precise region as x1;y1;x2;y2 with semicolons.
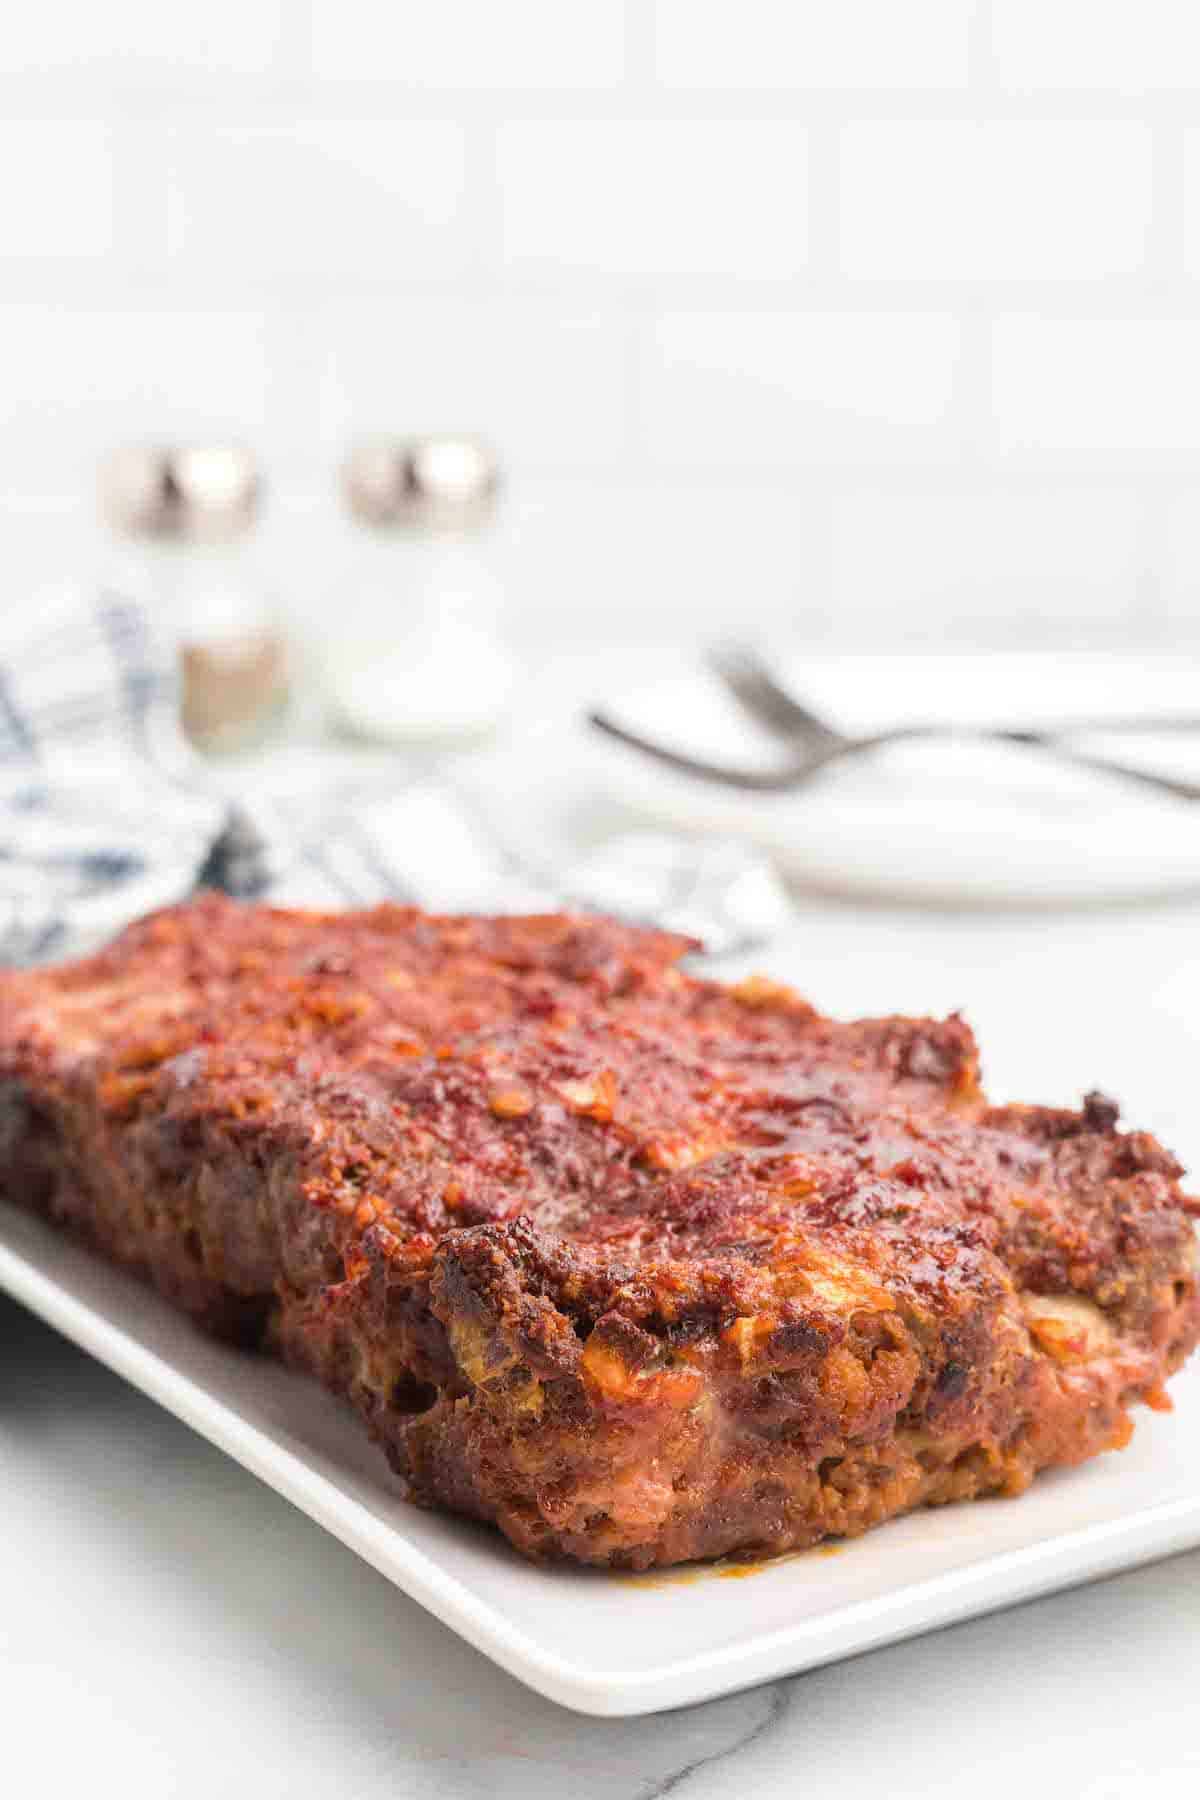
0;587;792;965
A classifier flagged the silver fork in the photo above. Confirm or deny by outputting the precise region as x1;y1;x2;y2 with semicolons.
589;645;1200;801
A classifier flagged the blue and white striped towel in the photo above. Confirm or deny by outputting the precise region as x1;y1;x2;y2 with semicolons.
0;589;792;965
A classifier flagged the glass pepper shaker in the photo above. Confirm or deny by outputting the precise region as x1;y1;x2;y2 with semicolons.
99;444;289;754
329;436;516;747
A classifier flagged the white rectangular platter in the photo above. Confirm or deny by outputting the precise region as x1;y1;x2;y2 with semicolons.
2;1194;1198;1718
5;928;1200;1717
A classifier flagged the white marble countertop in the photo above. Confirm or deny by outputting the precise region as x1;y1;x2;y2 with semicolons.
3;896;1200;1795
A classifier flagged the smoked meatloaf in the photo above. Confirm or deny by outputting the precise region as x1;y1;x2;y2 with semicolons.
1;895;1197;1569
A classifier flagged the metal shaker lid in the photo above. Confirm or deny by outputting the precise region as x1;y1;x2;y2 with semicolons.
342;437;500;535
99;444;261;541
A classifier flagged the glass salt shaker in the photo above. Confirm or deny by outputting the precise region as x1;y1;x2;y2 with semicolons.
99;444;289;754
330;437;516;746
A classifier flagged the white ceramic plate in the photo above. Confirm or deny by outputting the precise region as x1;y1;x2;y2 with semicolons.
584;650;1200;905
1;1201;1197;1718
4;932;1199;1716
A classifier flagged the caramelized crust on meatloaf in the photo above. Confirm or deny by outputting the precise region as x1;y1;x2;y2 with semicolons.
1;895;1197;1568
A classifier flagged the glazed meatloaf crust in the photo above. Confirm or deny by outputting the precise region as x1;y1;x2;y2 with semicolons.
1;895;1198;1569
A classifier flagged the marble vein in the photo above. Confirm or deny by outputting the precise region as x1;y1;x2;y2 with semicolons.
638;1680;792;1799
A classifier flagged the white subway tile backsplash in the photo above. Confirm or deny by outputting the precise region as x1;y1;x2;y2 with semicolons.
992;0;1200;93
0;124;115;257
828;490;1147;630
496;478;833;634
1160;494;1200;627
0;307;282;492
0;2;286;75
498;121;809;279
311;0;626;88
166;123;471;280
317;303;632;476
640;312;961;468
992;318;1200;453
1181;132;1200;276
841;123;1153;282
654;0;971;91
0;4;1197;646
